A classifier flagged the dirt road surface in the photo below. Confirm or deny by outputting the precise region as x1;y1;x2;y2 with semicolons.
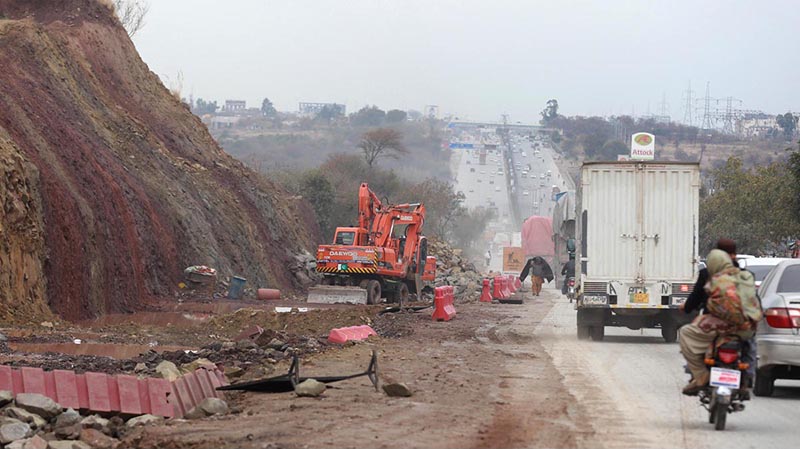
125;288;596;449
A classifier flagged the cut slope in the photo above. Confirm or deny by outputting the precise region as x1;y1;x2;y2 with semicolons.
0;0;319;320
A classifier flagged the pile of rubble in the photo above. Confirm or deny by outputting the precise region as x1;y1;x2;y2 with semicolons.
140;329;328;381
429;240;484;302
0;390;226;449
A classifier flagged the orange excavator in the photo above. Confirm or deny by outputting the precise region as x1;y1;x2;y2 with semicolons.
310;183;436;304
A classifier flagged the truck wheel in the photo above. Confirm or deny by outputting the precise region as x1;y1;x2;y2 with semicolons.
366;280;382;305
661;325;678;343
754;371;774;397
577;326;590;340
590;326;605;341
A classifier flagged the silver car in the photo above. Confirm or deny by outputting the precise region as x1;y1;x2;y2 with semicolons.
754;259;800;396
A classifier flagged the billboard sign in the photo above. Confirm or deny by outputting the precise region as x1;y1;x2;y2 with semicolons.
630;132;655;160
502;247;525;273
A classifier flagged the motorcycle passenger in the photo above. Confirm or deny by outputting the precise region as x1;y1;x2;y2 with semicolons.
679;249;762;395
561;256;575;295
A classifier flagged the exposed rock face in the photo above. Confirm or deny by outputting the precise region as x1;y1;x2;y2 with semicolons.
0;0;320;320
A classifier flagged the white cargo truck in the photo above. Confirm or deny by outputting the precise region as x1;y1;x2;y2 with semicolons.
576;162;700;342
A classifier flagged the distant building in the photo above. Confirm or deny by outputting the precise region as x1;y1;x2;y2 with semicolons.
203;115;239;129
737;113;778;138
298;102;346;117
222;100;246;113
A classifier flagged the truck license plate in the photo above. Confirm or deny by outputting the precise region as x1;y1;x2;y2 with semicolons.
632;292;649;304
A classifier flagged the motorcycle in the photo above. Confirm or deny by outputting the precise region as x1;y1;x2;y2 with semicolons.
697;338;750;431
566;277;576;303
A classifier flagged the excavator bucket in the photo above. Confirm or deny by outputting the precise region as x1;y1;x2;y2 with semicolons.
307;285;368;305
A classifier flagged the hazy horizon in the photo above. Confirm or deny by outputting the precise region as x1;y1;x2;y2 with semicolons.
133;0;800;123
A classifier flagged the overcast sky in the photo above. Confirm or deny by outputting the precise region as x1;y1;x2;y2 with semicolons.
133;0;799;122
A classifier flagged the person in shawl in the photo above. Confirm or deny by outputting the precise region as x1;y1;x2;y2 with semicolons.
519;256;554;296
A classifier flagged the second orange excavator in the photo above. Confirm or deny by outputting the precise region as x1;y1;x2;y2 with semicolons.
309;183;436;304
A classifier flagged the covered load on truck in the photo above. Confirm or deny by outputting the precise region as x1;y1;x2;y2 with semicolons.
576;161;700;342
521;216;555;276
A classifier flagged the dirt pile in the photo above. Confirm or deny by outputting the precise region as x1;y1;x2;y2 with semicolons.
0;0;319;321
429;239;483;302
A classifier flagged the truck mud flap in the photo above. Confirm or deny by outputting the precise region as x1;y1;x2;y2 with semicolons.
307;286;367;305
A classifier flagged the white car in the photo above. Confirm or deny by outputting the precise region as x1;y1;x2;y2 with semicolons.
740;257;794;288
523;190;529;196
495;187;500;192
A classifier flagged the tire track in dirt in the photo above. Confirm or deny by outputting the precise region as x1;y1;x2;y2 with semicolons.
534;292;664;449
473;290;596;449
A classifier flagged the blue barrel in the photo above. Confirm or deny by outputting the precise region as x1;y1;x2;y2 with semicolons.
227;276;247;300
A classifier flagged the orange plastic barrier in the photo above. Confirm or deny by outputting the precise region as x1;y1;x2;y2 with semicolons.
507;275;517;294
432;286;456;321
327;325;378;344
480;279;493;302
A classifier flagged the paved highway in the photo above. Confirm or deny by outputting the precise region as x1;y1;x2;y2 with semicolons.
536;295;800;448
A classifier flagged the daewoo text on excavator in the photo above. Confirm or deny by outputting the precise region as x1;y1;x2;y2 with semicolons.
309;183;436;304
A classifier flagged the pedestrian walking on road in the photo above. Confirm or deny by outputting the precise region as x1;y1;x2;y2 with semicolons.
519;256;554;296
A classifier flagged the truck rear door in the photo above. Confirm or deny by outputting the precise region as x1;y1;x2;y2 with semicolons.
640;165;699;281
582;164;639;279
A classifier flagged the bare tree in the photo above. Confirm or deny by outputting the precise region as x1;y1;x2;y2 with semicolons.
358;128;407;168
112;0;150;37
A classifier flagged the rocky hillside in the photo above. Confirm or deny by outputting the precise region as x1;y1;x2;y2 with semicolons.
0;0;319;321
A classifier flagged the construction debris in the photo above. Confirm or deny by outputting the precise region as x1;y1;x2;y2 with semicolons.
429;240;484;302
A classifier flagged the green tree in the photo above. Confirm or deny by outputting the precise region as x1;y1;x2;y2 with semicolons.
386;109;408;123
358;128;407;168
401;179;465;239
776;112;798;140
261;97;277;117
599;140;628;160
540;99;559;124
700;157;800;254
192;98;217;115
350;105;386;127
299;170;335;240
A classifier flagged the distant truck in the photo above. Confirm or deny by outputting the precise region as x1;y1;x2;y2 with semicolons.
479;148;487;165
575;162;700;342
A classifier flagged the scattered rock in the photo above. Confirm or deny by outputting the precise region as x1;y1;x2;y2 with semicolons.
235;339;257;350
54;423;80;440
266;338;285;350
48;441;91;449
294;379;326;397
4;407;47;429
0;390;14;407
79;428;119;449
40;322;54;329
181;358;215;373
382;382;413;397
133;363;147;373
125;414;163;428
79;415;109;431
223;366;244;379
54;409;81;430
154;360;181;381
197;398;228;416
0;417;32;444
23;435;48;449
15;393;62;419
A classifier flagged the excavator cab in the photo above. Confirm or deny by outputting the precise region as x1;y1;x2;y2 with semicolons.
332;227;368;246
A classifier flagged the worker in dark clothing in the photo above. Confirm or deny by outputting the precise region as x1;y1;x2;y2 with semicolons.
561;257;575;295
519;256;554;296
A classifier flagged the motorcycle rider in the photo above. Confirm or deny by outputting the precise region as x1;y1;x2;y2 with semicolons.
679;248;761;395
560;256;575;295
681;238;759;390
